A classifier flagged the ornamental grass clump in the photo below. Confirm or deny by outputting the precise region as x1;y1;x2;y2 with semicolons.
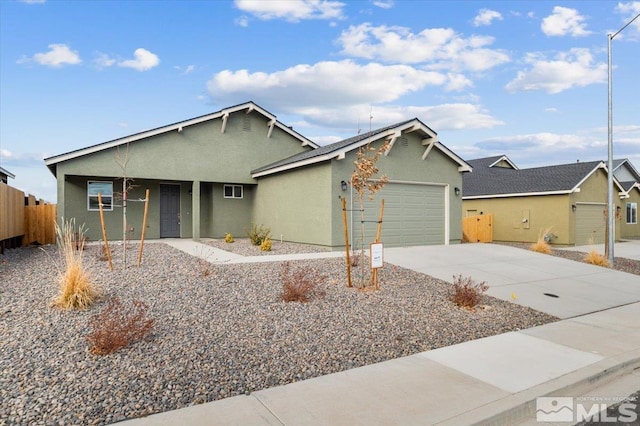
280;262;326;303
450;274;489;309
246;224;271;246
584;250;610;267
85;297;155;355
530;227;553;254
51;218;99;310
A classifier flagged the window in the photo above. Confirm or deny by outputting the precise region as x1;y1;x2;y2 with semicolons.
627;202;637;224
223;184;243;199
88;181;113;211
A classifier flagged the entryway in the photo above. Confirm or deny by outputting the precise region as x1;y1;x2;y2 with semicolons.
160;184;180;238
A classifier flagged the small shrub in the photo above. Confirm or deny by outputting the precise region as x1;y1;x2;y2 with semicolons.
85;298;155;355
260;238;272;252
246;224;271;246
281;262;326;302
450;274;489;309
52;219;100;310
584;250;610;267
224;233;235;243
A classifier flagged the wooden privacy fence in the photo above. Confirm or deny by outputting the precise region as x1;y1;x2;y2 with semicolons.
462;213;493;243
0;182;57;250
24;203;57;245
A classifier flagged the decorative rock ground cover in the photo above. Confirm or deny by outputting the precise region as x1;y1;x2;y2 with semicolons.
1;242;557;425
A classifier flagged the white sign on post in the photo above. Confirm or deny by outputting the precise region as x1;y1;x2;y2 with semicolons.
370;242;384;269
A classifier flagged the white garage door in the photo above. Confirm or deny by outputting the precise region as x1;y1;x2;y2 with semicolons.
351;183;446;248
575;203;606;246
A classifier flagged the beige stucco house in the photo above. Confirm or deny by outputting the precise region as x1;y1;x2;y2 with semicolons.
462;155;639;246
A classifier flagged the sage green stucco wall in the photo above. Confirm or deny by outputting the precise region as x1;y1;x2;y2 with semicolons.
208;183;254;238
54;111;311;240
329;135;464;246
253;163;333;246
63;176;165;241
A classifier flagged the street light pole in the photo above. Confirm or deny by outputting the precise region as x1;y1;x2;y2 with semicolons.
606;12;640;266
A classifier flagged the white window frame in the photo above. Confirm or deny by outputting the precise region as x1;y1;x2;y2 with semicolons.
223;184;243;199
627;202;637;224
88;181;114;211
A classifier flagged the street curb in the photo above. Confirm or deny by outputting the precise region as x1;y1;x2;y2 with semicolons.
437;349;640;425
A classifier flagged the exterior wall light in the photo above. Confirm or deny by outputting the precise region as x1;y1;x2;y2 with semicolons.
454;187;460;196
341;180;348;191
572;204;577;212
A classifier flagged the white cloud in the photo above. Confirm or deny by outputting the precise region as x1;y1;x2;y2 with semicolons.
373;0;394;9
337;23;509;72
544;107;560;113
174;64;196;75
473;9;503;27
233;0;345;22
541;6;591;37
93;52;116;69
19;0;46;3
445;73;474;91
299;103;503;134
235;15;249;27
505;48;606;94
207;60;446;108
19;43;81;67
118;48;160;71
615;2;640;35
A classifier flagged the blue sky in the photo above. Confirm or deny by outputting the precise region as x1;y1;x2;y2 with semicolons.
1;0;639;203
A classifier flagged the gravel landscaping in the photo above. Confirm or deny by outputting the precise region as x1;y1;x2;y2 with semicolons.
499;242;640;276
1;242;556;425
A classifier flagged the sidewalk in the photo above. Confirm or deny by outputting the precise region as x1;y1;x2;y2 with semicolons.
118;240;640;425
119;302;640;425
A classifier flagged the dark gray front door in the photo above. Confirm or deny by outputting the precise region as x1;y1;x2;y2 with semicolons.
160;184;180;238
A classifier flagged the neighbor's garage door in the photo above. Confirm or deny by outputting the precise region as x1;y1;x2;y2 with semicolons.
575;203;606;245
352;183;445;247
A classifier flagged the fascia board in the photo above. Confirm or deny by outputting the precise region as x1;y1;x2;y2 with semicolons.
463;190;572;200
251;153;339;178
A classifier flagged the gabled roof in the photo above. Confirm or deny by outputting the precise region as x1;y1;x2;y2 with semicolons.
463;156;625;199
44;101;319;176
252;118;471;177
619;181;640;196
466;155;519;170
0;166;15;179
613;158;640;182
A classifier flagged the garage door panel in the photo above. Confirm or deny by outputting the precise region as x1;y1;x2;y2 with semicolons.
575;204;605;246
352;183;445;248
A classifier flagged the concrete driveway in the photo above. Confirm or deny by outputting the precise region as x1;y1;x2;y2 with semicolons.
558;239;640;260
384;243;640;319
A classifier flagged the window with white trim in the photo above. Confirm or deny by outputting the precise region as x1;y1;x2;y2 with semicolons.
223;184;243;199
88;181;113;211
627;202;637;224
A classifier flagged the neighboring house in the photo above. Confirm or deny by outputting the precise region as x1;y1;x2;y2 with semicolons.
0;166;15;184
615;159;640;239
462;155;634;246
45;101;471;248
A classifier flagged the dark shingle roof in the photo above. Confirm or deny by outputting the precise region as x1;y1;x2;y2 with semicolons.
251;119;418;174
463;156;604;197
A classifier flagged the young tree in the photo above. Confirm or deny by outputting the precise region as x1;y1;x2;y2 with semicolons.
349;140;390;287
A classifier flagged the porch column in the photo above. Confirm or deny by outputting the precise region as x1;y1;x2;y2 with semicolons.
191;180;200;241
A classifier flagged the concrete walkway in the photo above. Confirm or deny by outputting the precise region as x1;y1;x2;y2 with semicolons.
557;239;640;261
119;241;640;426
